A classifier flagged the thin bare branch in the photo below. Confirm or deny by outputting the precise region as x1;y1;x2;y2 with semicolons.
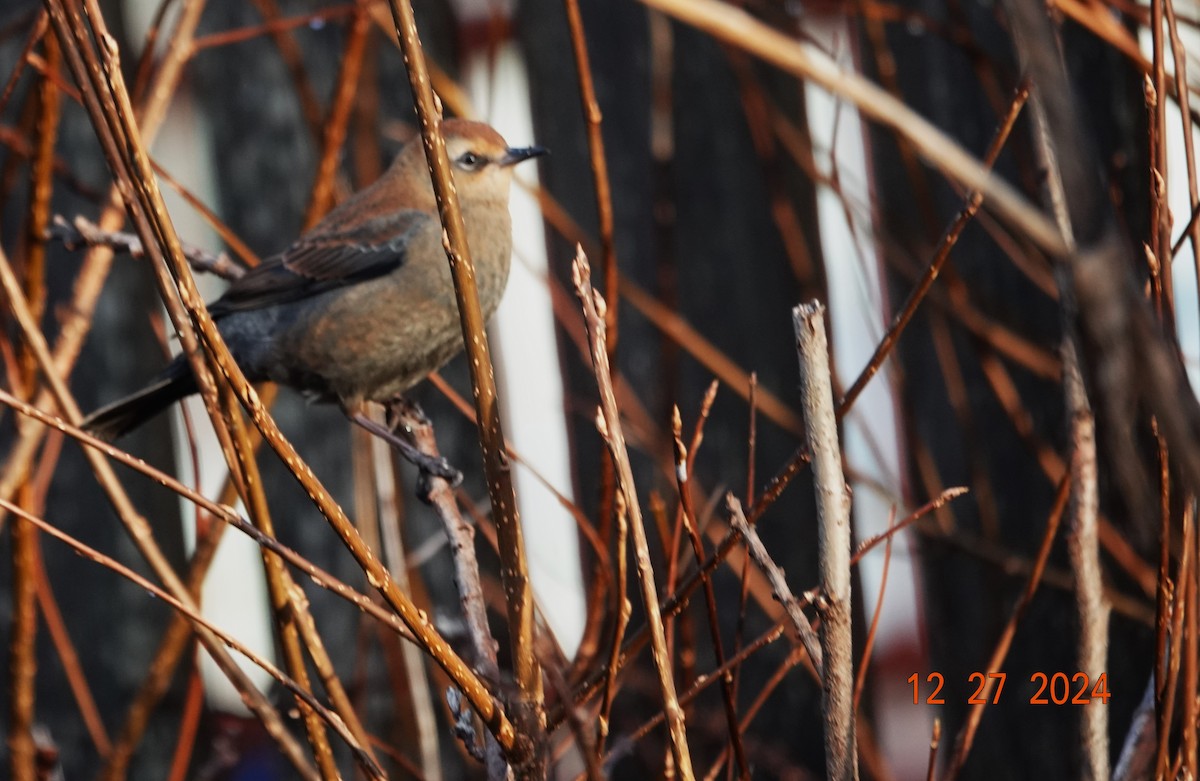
384;4;540;772
793;301;856;781
0;233;316;778
673;406;750;779
45;214;245;280
726;495;823;673
637;0;1067;256
0;499;383;780
573;246;696;780
944;475;1071;779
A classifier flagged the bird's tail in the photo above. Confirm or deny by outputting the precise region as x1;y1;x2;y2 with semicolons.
82;357;197;441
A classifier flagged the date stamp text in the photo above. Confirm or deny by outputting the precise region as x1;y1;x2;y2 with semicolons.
908;672;1111;705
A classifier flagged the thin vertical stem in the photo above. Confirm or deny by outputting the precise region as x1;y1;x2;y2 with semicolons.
672;407;750;779
365;428;443;781
574;248;696;781
1184;511;1199;775
226;407;340;779
1064;339;1109;781
1154;427;1173;780
1029;71;1110;778
164;670;203;781
388;401;507;778
303;5;370;228
792;302;857;781
384;0;540;772
1149;0;1173;315
563;0;622;643
561;0;618;354
598;491;630;757
9;482;37;781
10;30;63;779
1157;507;1192;776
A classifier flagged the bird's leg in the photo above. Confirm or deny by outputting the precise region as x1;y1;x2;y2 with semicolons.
347;401;463;499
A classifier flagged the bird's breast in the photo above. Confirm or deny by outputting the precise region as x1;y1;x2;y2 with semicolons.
223;202;515;406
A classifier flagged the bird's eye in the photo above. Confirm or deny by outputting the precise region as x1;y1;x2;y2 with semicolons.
456;151;487;171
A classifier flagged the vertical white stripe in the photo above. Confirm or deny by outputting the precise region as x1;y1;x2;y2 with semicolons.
464;45;587;658
803;14;924;778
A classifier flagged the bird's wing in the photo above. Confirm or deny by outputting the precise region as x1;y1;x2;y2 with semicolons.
209;210;431;316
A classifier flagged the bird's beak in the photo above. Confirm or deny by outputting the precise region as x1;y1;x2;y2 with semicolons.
499;146;548;166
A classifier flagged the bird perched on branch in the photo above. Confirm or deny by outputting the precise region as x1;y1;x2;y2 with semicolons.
84;119;545;453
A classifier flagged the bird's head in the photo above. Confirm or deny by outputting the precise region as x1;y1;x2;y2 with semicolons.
398;119;546;206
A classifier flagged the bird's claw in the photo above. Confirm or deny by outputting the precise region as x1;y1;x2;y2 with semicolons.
415;454;464;504
430;456;464;487
349;408;461;501
417;458;463;501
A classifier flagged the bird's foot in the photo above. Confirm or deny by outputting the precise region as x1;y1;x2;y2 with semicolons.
350;401;462;502
383;399;465;501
